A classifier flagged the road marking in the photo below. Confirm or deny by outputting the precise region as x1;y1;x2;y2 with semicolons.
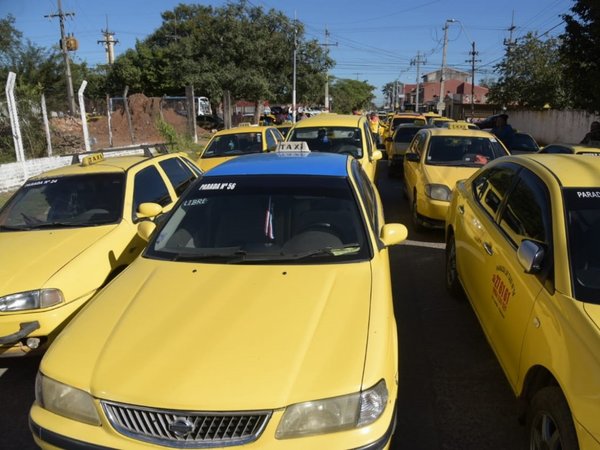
401;239;446;250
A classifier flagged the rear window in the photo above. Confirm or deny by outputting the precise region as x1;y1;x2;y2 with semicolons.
426;136;509;167
564;188;600;303
288;127;363;158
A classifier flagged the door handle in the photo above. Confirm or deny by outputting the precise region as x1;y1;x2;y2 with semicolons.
458;205;464;215
483;242;493;256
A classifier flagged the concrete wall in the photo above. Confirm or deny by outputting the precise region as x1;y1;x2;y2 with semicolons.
506;109;600;146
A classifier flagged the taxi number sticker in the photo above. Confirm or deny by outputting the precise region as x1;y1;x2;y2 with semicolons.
199;182;237;191
24;179;58;188
491;265;516;318
576;190;600;198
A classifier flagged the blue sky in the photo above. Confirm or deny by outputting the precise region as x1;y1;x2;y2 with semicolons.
1;0;573;104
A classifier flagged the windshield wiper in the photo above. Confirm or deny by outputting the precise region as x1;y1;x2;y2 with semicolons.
0;224;30;231
23;222;88;229
279;243;361;261
170;249;247;262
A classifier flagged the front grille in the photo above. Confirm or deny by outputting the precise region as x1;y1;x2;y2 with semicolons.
102;401;271;448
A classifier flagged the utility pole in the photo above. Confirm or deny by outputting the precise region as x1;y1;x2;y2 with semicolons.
292;13;297;123
321;28;337;111
98;16;118;65
411;51;426;112
503;10;516;53
438;19;456;115
466;41;481;119
45;0;76;116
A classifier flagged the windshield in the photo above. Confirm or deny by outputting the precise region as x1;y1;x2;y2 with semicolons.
564;188;600;303
508;134;538;153
203;132;264;158
392;116;421;129
425;136;508;167
394;127;422;143
145;175;369;264
288;127;364;158
0;173;124;230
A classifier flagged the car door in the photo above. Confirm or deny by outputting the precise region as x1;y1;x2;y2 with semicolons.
361;121;377;180
455;164;519;340
403;132;426;204
483;169;553;387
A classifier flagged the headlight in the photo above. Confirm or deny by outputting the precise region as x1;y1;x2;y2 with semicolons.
35;372;101;426
0;289;63;312
275;380;388;439
425;184;452;201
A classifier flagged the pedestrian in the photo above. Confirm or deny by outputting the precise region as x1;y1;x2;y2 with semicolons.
491;114;515;147
368;112;381;147
580;121;600;145
352;107;361;116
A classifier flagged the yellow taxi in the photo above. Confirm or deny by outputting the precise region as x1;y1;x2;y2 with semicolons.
382;113;427;159
445;154;600;450
403;123;510;229
0;149;201;357
286;114;382;181
196;125;284;172
539;143;600;155
30;143;408;449
385;123;429;176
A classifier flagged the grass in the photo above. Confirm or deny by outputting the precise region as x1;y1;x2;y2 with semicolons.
0;191;14;208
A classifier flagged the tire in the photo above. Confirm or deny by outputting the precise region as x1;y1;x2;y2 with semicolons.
528;386;579;450
445;235;464;298
412;193;424;232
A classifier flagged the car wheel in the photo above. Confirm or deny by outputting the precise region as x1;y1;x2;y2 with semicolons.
528;386;579;450
412;193;424;231
445;234;464;299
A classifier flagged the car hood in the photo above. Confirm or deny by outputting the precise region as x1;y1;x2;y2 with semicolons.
0;226;118;296
423;164;479;189
197;156;235;173
44;258;373;411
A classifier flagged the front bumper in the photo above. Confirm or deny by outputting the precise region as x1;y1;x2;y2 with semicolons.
417;197;450;227
30;400;397;449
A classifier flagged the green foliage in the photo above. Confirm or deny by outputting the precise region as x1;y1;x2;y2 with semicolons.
560;0;600;113
330;78;375;114
155;118;202;155
105;1;332;105
487;33;566;109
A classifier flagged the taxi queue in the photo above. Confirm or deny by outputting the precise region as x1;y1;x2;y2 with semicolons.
1;111;600;450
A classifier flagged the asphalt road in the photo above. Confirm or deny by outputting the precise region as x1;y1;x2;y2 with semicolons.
0;160;527;450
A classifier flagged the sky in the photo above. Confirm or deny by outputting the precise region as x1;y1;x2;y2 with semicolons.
1;0;573;105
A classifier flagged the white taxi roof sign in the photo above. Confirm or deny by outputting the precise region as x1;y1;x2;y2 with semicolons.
276;141;311;153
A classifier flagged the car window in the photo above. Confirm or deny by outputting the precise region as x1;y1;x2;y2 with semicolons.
426;136;508;167
363;122;373;158
564;188;600;303
394;127;421;143
158;157;196;196
0;174;125;229
288;127;364;158
410;132;426;157
132;165;172;220
498;170;551;247
473;166;518;219
265;129;278;150
203;132;263;157
352;160;378;233
146;175;369;264
540;145;571;154
271;128;285;142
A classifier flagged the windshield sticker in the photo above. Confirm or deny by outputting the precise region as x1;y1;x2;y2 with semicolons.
183;198;208;207
24;179;58;188
576;190;600;198
199;182;237;191
491;265;516;318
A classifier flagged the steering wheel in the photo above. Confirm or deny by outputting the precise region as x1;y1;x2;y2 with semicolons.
298;222;344;240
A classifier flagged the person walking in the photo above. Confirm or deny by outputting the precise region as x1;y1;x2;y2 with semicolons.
491;114;516;148
581;121;600;145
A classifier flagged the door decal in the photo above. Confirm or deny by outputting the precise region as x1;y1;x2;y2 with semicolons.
492;265;516;317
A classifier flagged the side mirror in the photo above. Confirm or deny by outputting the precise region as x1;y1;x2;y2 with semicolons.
137;202;163;219
405;153;420;163
137;221;156;242
517;240;545;273
371;150;383;161
380;223;408;247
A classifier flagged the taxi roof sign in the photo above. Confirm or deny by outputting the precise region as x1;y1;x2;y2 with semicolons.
80;153;104;166
446;123;471;130
275;141;311;153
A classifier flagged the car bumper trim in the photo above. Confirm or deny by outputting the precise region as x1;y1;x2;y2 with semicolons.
352;405;397;450
30;417;116;450
0;321;40;345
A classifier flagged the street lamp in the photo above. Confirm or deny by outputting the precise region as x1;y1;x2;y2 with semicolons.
438;19;457;115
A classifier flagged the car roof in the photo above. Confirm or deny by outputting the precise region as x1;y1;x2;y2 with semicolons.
291;114;364;128
422;127;495;138
542;143;600;152
211;125;272;136
204;151;349;177
29;154;167;178
503;153;600;187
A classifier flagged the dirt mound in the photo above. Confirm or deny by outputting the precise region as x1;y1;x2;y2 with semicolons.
49;94;208;152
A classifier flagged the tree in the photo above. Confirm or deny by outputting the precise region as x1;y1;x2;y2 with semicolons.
329;78;375;114
560;0;600;113
105;1;332;107
487;33;566;109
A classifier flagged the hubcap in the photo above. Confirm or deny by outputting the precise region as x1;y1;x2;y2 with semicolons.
530;412;562;450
